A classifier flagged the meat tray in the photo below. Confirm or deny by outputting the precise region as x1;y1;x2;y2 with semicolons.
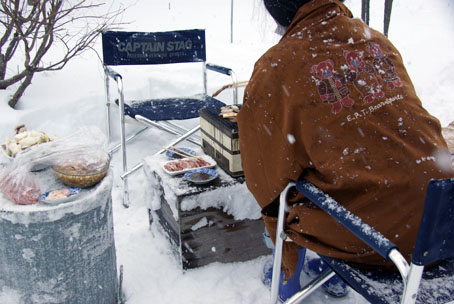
161;155;216;176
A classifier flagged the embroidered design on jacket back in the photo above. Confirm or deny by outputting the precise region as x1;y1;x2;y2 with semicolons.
343;50;385;104
367;42;403;90
311;59;355;114
312;42;402;114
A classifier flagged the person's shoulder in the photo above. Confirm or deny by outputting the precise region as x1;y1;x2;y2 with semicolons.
255;37;310;70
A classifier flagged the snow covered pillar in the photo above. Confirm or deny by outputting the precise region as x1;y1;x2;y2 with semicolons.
0;172;118;304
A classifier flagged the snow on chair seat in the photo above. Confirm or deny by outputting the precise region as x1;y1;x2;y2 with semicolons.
117;95;225;121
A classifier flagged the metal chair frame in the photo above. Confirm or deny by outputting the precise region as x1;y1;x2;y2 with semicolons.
362;0;394;37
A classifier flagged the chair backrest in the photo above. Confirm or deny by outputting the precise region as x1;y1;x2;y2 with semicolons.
102;29;206;66
361;0;393;37
412;178;454;266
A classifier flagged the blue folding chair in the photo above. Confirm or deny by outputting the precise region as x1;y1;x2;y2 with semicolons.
271;178;454;304
102;29;238;207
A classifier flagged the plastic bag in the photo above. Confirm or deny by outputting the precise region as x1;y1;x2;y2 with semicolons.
0;166;40;205
0;126;109;205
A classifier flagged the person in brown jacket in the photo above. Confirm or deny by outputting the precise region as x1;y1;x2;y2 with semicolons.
237;0;454;299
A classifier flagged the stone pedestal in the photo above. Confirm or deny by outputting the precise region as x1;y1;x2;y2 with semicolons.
0;171;118;304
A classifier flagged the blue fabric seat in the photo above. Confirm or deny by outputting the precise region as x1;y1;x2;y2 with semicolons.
119;95;225;121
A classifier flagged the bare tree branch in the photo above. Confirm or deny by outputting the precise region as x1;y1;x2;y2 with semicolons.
0;0;127;108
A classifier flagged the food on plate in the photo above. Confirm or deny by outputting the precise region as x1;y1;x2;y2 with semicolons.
221;112;237;118
45;188;71;201
188;172;211;182
219;105;239;114
219;105;239;117
53;155;110;188
163;158;212;173
3;124;56;157
55;162;105;176
171;153;184;159
184;168;218;184
39;187;82;204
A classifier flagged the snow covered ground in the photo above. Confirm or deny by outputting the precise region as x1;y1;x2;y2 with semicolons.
0;0;453;303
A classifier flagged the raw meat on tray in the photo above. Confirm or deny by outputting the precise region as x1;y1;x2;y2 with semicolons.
163;158;211;173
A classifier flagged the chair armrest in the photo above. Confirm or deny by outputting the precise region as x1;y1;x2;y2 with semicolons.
206;63;232;76
104;66;122;81
295;179;398;260
205;63;239;105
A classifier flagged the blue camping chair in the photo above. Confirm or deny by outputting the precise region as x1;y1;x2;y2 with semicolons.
102;29;238;207
271;178;454;304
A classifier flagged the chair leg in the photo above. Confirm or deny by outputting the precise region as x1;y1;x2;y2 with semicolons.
120;126;130;208
135;116;201;147
104;69;112;144
270;183;295;304
401;264;423;304
160;121;201;145
117;78;130;208
116;115;201;208
121;176;130;208
271;182;332;303
120;125;202;181
106;101;112;144
119;124;201;207
285;268;336;304
109;126;149;154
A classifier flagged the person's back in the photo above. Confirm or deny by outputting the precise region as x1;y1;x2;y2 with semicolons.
238;0;454;278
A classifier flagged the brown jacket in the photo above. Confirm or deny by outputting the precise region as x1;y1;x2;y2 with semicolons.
237;0;453;278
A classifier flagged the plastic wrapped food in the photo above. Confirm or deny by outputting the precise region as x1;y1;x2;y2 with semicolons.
0;167;40;205
53;155;110;188
0;126;109;205
2;124;56;158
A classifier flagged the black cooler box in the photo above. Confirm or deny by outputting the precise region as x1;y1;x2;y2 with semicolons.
199;106;243;177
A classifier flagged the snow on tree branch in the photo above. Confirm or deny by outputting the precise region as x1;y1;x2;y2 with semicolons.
0;0;128;108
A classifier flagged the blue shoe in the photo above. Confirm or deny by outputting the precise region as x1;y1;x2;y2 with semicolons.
262;228;275;288
322;275;349;297
263;257;273;288
262;247;307;302
278;247;306;302
303;256;348;297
